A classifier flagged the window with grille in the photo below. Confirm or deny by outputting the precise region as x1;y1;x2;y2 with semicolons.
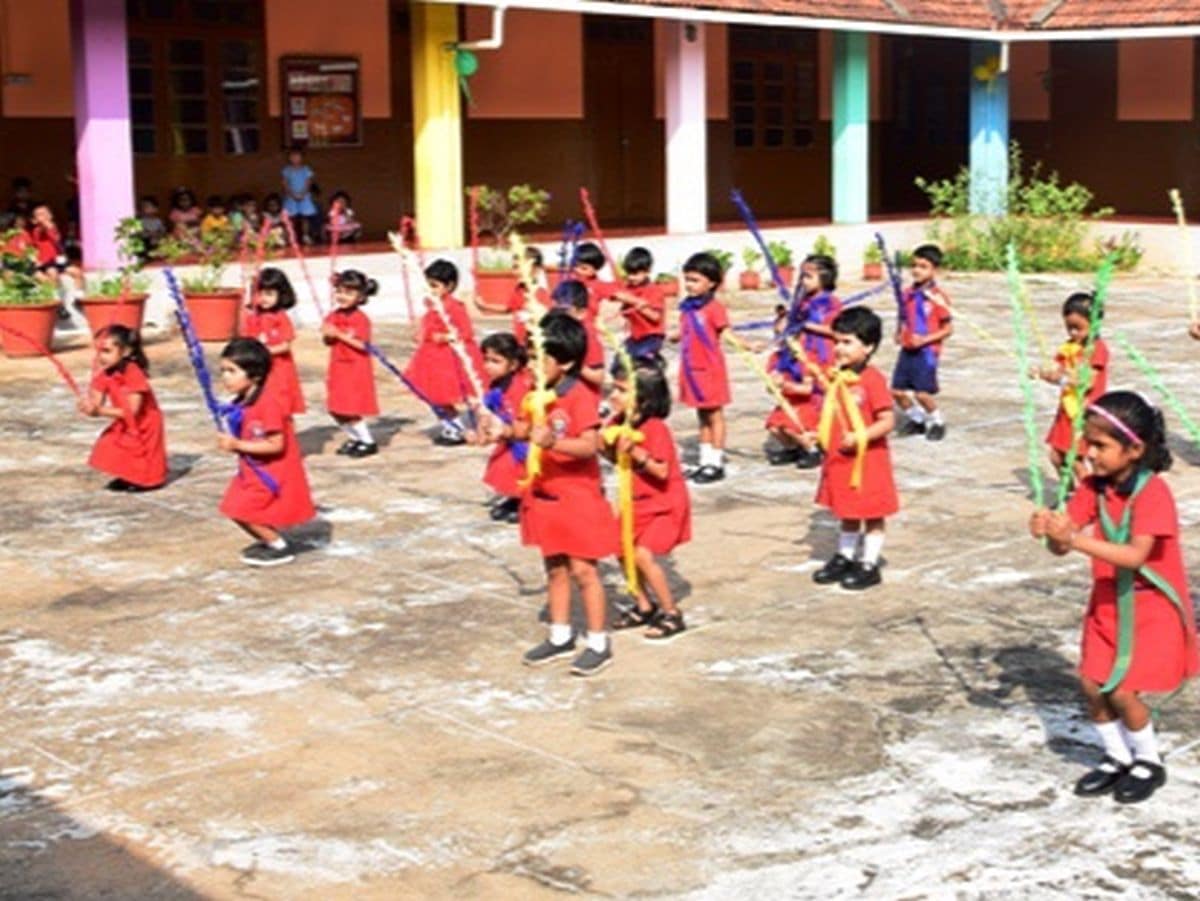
730;27;818;150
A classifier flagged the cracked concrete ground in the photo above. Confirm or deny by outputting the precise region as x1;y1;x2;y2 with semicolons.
2;272;1200;899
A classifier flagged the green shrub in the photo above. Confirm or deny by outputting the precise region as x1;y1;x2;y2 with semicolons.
467;183;550;246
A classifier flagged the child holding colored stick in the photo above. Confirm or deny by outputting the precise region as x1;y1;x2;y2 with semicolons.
472;245;549;344
891;245;953;442
321;270;380;458
242;267;306;418
553;279;606;394
1030;391;1197;804
610;246;667;367
1034;292;1110;484
812;307;898;591
217;338;315;567
671;252;733;484
80;325;168;492
571;241;617;321
513;311;618;676
472;331;531;524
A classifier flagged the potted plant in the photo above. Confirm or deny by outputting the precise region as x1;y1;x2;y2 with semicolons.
739;247;763;291
704;248;735;290
467;183;550;304
655;271;680;299
862;241;884;281
0;231;61;358
155;225;243;341
77;217;152;335
767;239;795;290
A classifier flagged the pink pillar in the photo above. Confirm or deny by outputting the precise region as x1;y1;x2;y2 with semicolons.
664;21;707;235
71;0;134;270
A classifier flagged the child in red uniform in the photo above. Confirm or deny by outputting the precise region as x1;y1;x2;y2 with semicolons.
471;246;549;345
79;325;168;492
812;307;898;591
603;362;691;640
1034;291;1110;486
241;267;306;418
764;348;819;466
571;242;617;322
217;338;316;566
553;279;605;394
404;259;485;446
472;331;531;524
891;245;953;442
1031;391;1198;803
514;311;619;676
671;252;732;484
611;246;666;367
321;270;379;458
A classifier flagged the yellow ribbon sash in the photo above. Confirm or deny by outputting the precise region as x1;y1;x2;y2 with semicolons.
601;422;645;595
722;330;804;430
816;369;869;489
512;233;552;488
1057;341;1083;421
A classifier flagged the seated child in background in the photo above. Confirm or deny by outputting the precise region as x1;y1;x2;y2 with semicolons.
137;196;166;254
169;187;202;238
326;191;363;243
201;195;231;239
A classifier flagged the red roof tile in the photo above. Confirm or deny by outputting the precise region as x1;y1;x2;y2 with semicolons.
1032;0;1200;29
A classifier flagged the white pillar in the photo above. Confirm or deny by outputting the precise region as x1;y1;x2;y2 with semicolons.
664;21;707;235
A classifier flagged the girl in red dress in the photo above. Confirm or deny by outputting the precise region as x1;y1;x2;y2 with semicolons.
1034;292;1110;485
811;307;898;591
321;270;379;458
471;246;549;345
404;259;485;446
79;325;168;492
1031;391;1197;804
603;362;691;641
671;252;733;484
217;338;316;567
764;349;819;468
472;331;531;524
241;267;306;418
513;311;619;677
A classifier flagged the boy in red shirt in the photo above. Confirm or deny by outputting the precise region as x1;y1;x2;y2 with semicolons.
553;279;605;395
611;246;666;367
571;242;617;322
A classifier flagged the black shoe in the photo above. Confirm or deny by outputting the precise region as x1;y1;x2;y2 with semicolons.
241;542;296;567
433;429;466;447
813;553;855;584
897;419;926;437
346;442;378;458
570;645;613;677
1114;760;1167;804
489;497;520;522
840;561;882;590
336;439;359;456
105;478;131;492
795;448;824;470
1074;757;1129;797
767;447;803;466
926;422;946;442
690;464;725;484
523;637;576;667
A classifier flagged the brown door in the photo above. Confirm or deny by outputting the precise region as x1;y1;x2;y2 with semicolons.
583;16;663;227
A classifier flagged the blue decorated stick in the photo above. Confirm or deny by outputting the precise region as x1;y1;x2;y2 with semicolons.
875;233;906;330
363;341;457;425
730;188;790;303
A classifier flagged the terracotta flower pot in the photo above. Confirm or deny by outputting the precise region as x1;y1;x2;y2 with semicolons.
183;289;242;342
0;301;60;358
738;271;762;291
77;294;150;336
473;271;519;306
862;262;884;281
776;265;795;291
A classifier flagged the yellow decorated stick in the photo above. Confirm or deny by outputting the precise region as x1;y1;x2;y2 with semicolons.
1169;188;1199;323
816;369;869;489
511;233;556;487
721;330;805;430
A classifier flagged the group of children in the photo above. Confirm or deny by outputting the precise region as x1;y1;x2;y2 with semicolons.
74;235;1197;800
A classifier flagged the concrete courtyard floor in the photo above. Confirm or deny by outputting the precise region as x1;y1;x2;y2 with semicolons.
2;272;1200;899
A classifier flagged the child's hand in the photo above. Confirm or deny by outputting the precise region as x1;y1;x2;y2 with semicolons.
530;424;556;449
1189;320;1200;341
320;323;339;340
76;397;98;417
615;434;636;456
217;434;240;453
1029;508;1050;538
839;433;861;452
1044;512;1076;546
463;429;481;446
667;330;681;343
771;371;785;386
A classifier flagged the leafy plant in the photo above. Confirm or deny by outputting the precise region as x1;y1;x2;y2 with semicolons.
86;217;152;298
741;246;763;271
468;183;550;247
476;246;516;273
654;272;679;285
0;230;57;305
705;247;734;275
807;236;833;262
914;142;1140;272
1096;231;1144;272
862;242;883;265
154;223;278;292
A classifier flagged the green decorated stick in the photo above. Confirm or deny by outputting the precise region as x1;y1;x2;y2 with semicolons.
1006;244;1045;507
1168;189;1199;323
1116;332;1200;447
1054;255;1116;509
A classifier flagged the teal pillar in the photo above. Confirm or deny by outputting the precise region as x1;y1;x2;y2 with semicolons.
969;41;1009;215
832;32;870;224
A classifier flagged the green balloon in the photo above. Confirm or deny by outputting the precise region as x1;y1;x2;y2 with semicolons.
455;49;479;78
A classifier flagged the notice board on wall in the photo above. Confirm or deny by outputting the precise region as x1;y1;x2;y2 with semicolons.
281;57;362;148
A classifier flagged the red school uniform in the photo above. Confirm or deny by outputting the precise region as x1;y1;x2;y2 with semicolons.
504;283;551;345
1066;473;1199;692
581;319;605;394
815;365;900;520
519;375;619;560
241;308;306;416
219;388;316;527
1047;339;1109;453
483;368;532;498
678;296;731;409
898;284;953;355
87;361;168;488
764;350;818;436
29;224;63;267
578;274;618;322
403;296;485;407
324;307;379;417
620;282;667;341
630;416;691;555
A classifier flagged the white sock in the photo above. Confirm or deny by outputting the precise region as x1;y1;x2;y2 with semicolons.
340;422;359;441
586;630;608;654
352;421;374;445
711;447;725;468
927;408;944;425
906;403;927;424
861;531;885;566
837;530;860;560
549;622;572;646
698;442;714;467
1096;720;1133;766
267;537;288;550
1124;723;1162;765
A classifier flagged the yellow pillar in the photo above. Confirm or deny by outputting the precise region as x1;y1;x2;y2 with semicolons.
410;2;463;248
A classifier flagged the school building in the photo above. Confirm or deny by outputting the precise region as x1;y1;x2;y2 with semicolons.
3;1;1200;268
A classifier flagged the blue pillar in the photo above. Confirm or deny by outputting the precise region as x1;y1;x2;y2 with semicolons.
969;41;1010;216
832;32;869;224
